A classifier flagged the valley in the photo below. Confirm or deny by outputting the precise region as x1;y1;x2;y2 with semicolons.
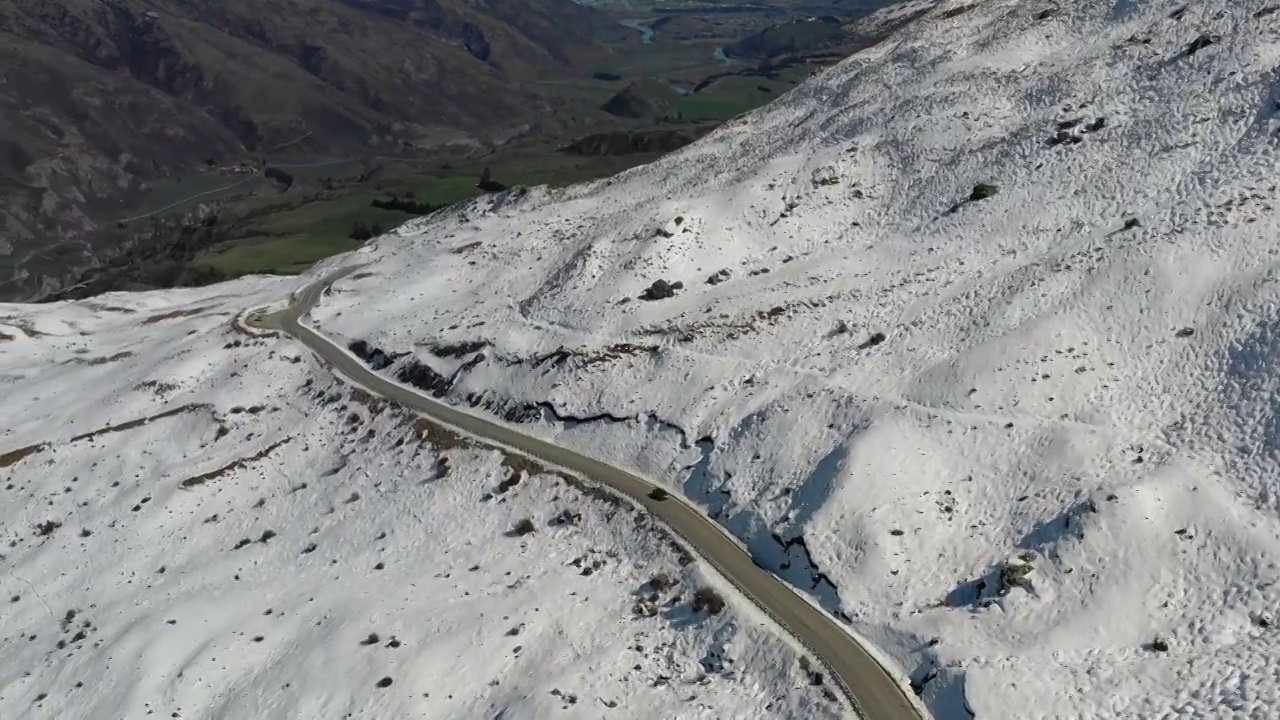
0;0;911;301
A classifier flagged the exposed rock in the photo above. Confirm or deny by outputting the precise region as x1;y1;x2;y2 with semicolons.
1047;130;1083;147
460;22;491;62
1180;34;1217;59
691;587;726;614
562;125;717;157
600;79;678;120
396;360;453;397
811;166;841;187
34;519;62;537
941;3;978;19
640;279;681;301
999;559;1035;594
969;183;999;201
858;331;887;349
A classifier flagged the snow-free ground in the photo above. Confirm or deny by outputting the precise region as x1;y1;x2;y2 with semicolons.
0;281;839;720
302;0;1280;717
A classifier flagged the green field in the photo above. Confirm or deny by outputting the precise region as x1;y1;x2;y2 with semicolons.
189;156;644;277
676;72;804;120
195;234;361;276
591;41;724;78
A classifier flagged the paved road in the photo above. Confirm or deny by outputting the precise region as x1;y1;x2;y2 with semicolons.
264;271;930;720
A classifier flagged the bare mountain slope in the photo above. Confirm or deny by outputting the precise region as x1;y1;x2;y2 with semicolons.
0;0;617;299
337;0;622;76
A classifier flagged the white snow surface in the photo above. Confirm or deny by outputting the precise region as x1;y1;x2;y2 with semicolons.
300;0;1280;718
0;281;839;719
8;0;1280;718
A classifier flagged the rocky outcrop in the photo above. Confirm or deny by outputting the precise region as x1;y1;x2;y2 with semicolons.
460;22;491;62
640;279;683;301
562;126;716;157
600;79;677;121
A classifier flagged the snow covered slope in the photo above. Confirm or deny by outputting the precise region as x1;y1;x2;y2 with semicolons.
0;282;839;719
303;0;1280;717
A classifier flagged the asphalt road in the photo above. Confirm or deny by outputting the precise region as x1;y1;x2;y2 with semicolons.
265;271;930;720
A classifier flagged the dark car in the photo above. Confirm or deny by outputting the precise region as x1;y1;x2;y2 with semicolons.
647;487;670;501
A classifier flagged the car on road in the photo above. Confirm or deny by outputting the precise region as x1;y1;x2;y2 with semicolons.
648;487;670;501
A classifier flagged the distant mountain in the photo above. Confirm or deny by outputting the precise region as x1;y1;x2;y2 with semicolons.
0;0;618;299
335;0;620;76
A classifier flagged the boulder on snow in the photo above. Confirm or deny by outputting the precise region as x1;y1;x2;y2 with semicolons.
640;279;683;301
857;331;887;349
999;558;1036;594
969;183;999;201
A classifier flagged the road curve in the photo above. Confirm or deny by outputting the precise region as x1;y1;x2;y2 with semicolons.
264;271;930;720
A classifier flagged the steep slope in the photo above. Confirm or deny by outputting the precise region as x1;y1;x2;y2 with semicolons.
0;0;608;149
337;0;622;76
0;279;839;719
297;0;1280;717
0;0;615;300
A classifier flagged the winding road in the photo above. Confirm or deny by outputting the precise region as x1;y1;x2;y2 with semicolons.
259;271;930;720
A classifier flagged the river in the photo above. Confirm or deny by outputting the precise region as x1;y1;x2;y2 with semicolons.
618;18;654;44
619;17;735;67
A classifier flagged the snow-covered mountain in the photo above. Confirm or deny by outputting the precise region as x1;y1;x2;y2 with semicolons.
307;0;1280;716
0;282;840;719
6;0;1280;717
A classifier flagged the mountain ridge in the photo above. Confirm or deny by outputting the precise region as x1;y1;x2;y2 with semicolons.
0;0;619;298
